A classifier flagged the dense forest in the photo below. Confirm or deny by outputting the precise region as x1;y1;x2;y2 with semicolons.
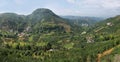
0;8;120;62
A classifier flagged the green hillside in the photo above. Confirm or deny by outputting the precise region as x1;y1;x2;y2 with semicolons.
0;8;120;62
91;15;120;62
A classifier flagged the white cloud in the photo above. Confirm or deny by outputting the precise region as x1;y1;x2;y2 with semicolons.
66;0;76;4
65;0;120;17
101;0;120;9
67;0;120;9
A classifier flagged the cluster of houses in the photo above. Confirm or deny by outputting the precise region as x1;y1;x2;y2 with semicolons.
17;26;31;40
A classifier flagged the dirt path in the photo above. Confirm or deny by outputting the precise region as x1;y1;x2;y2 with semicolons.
97;45;120;62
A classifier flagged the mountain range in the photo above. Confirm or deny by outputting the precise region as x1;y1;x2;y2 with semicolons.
0;8;104;35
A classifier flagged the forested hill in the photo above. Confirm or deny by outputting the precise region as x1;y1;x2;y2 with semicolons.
90;15;120;62
0;8;71;34
93;15;120;34
87;15;120;43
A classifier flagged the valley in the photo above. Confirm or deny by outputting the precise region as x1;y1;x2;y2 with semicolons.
0;8;120;62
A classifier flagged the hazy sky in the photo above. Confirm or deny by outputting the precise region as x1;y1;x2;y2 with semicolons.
0;0;120;17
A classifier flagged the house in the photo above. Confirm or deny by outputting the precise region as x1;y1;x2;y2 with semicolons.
86;36;94;43
107;22;113;26
81;31;86;35
18;32;25;38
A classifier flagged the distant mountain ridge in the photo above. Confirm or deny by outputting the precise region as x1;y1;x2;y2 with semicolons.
61;16;104;26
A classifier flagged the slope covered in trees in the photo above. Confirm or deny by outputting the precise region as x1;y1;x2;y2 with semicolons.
0;8;120;62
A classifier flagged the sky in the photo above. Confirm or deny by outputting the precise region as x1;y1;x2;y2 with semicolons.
0;0;120;17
